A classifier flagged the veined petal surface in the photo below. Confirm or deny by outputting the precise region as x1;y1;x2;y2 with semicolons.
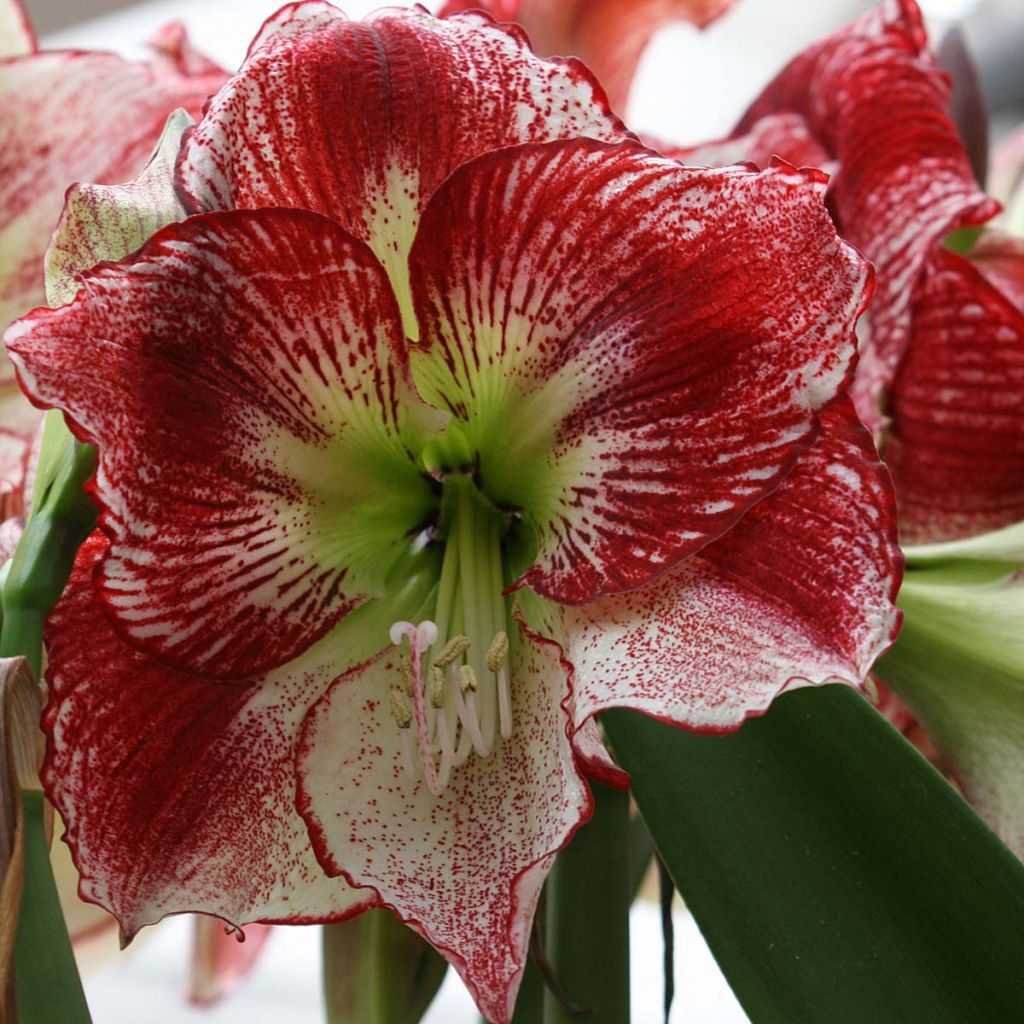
297;621;589;1024
42;535;378;938
0;0;32;57
736;0;998;425
176;2;628;335
886;240;1024;543
438;0;733;112
7;209;438;679
562;400;902;732
45;109;193;308
409;139;870;604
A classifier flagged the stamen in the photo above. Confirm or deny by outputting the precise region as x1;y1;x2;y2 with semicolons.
486;631;509;673
428;665;446;709
434;635;471;668
459;663;478;694
497;667;513;741
388;685;413;730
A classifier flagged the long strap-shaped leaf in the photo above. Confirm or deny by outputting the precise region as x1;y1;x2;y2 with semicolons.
603;687;1024;1023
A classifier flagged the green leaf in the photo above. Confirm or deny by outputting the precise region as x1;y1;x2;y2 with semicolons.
602;687;1024;1024
15;791;91;1024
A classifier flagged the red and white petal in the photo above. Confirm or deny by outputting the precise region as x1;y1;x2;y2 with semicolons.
439;0;733;113
735;0;998;423
562;399;902;732
885;242;1024;543
970;231;1024;312
45;109;192;309
176;3;629;334
296;624;590;1024
7;209;438;679
409;139;870;605
0;43;225;333
43;535;375;938
0;0;33;57
662;112;831;171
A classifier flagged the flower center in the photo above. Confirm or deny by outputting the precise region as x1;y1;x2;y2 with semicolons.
388;473;513;795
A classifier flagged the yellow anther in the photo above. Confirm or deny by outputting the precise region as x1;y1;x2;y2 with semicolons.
398;655;414;696
486;631;509;673
428;666;446;709
388;686;412;729
459;664;478;694
434;635;471;668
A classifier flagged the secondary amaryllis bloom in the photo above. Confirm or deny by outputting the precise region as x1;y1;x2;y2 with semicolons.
5;4;901;1020
664;0;999;433
0;0;227;511
438;0;733;112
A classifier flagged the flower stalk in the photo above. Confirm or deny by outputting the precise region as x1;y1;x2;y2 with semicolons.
542;780;631;1024
322;912;447;1024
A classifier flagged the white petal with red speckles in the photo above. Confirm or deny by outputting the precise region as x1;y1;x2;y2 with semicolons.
7;209;440;679
735;0;998;428
0;0;32;57
562;400;902;732
45;109;192;309
439;0;733;112
296;619;590;1024
42;535;377;938
176;2;628;334
409;139;870;605
886;239;1024;543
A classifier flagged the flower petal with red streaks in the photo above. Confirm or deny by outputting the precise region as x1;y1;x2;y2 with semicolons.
735;0;999;425
176;2;628;335
0;0;33;57
409;139;870;605
438;0;734;112
297;619;589;1024
562;400;902;732
45;109;192;309
885;239;1024;543
7;209;439;679
42;535;376;938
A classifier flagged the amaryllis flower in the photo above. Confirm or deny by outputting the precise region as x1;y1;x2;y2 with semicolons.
438;0;733;112
0;0;227;511
662;0;999;432
4;4;901;1020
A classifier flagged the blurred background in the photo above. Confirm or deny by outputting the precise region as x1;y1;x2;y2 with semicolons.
15;0;1024;1020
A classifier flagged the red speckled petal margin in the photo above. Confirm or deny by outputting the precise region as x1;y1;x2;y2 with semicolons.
662;111;830;171
886;238;1024;543
7;209;437;679
736;0;998;428
438;0;733;112
563;399;902;733
176;2;629;331
42;535;375;938
296;622;590;1024
409;138;871;606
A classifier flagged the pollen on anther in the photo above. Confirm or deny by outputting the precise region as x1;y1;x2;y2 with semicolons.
435;634;471;668
486;631;509;673
388;685;412;729
428;665;446;708
459;664;478;694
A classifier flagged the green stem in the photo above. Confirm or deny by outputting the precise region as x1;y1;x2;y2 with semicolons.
322;912;447;1024
2;434;96;1024
542;781;631;1024
14;792;91;1024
